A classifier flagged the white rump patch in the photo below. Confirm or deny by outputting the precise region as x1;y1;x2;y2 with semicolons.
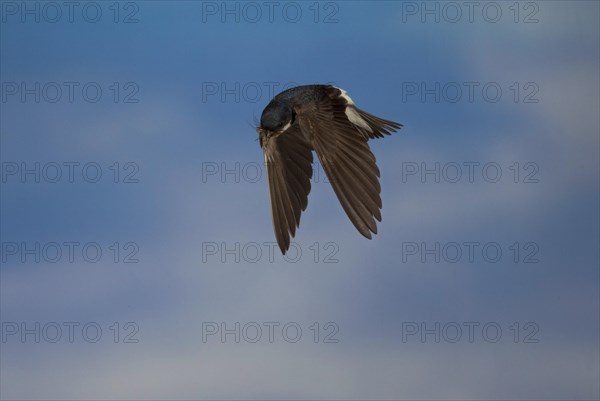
346;107;372;132
335;87;355;105
334;86;372;133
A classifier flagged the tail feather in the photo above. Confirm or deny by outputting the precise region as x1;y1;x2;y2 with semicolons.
357;109;403;139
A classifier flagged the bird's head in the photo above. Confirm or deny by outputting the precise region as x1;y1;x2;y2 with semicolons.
258;100;294;135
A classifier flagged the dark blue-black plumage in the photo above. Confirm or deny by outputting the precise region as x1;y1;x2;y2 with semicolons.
257;84;402;254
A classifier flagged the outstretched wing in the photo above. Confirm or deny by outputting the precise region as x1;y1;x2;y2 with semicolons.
260;125;313;254
294;86;401;238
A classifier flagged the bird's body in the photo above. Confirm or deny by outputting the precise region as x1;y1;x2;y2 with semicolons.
257;84;402;254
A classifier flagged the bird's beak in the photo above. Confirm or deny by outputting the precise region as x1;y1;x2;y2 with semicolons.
257;127;273;137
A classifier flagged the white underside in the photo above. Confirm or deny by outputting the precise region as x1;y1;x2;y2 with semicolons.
280;121;292;132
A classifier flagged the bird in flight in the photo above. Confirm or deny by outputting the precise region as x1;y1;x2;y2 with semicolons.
257;84;402;254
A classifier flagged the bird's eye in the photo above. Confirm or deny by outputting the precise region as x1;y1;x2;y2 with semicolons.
278;122;283;127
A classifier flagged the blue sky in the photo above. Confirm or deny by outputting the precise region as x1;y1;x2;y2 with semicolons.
1;1;599;399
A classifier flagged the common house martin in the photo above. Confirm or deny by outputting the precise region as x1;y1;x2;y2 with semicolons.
257;84;402;254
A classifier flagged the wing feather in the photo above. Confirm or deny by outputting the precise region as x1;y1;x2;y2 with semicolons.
261;125;313;254
294;86;400;238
